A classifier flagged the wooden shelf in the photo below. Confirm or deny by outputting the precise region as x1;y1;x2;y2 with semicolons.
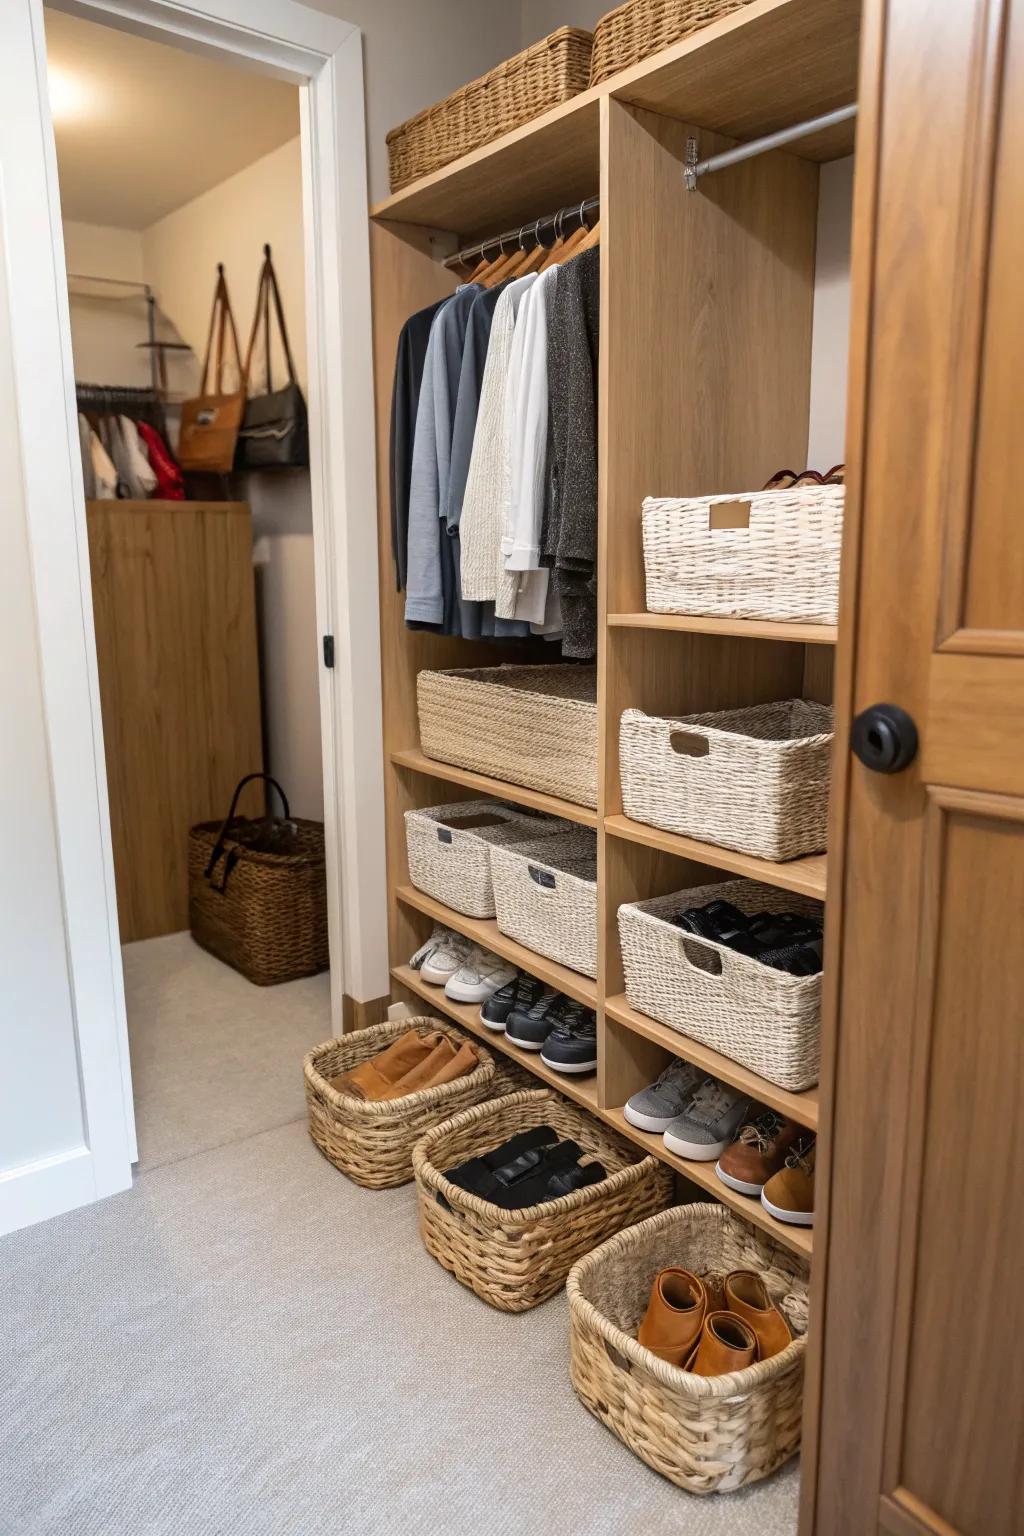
395;884;598;1008
605;993;818;1130
605;814;828;900
391;748;598;828
392;964;598;1111
607;612;837;645
601;1106;813;1259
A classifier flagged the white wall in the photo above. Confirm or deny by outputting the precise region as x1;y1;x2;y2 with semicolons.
807;156;854;470
64;221;152;387
520;0;606;46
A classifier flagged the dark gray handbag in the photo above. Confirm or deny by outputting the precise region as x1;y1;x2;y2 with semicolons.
236;245;309;470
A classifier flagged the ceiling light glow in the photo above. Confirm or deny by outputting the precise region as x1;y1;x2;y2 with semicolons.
48;66;90;123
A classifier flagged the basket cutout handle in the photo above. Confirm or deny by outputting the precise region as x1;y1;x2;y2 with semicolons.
678;933;724;977
669;728;710;758
708;500;750;531
528;864;558;890
603;1338;632;1374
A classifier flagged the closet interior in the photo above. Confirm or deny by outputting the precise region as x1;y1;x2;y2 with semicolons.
372;0;860;1268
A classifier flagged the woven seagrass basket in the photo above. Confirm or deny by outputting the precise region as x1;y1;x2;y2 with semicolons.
642;484;844;625
304;1018;495;1189
417;664;598;809
405;800;560;918
618;877;823;1090
414;1090;673;1311
568;1203;809;1494
589;0;753;86
386;28;593;192
490;829;598;978
620;700;834;861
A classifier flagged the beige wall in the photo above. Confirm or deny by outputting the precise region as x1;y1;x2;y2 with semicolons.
807;156;853;471
520;0;607;47
64;221;152;388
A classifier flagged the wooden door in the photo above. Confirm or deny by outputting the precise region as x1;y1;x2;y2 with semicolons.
801;0;1024;1532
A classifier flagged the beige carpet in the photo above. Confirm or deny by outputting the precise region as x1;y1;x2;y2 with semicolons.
0;936;799;1536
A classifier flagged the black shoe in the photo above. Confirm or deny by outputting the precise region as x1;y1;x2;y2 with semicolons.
479;973;523;1030
540;998;597;1074
504;983;559;1050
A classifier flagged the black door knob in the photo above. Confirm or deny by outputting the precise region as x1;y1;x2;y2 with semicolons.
851;703;918;774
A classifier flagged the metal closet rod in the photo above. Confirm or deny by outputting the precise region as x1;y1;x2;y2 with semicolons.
444;195;599;271
685;103;858;188
67;272;154;296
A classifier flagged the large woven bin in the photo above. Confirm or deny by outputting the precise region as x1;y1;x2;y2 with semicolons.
386;28;593;192
405;800;560;919
188;773;328;987
568;1203;809;1494
417;664;598;809
618;878;823;1090
491;829;598;978
304;1019;495;1189
414;1090;674;1311
620;700;834;861
590;0;753;85
642;484;844;625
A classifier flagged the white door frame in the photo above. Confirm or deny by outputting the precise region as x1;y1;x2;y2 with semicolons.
0;0;386;1232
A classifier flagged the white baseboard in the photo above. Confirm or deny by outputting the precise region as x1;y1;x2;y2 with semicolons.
0;1145;131;1238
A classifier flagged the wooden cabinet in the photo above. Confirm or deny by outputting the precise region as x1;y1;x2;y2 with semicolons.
86;500;263;943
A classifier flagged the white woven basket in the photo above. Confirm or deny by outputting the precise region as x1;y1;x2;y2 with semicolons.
642;485;843;624
405;800;561;918
417;664;598;809
491;829;598;978
620;700;834;861
618;878;823;1090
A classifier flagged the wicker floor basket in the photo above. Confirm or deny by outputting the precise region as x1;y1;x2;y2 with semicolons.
304;1019;496;1189
491;829;598;978
414;1090;674;1311
405;800;560;918
386;28;593;192
618;877;823;1090
417;664;598;809
642;485;844;625
568;1203;809;1494
590;0;753;86
620;700;834;861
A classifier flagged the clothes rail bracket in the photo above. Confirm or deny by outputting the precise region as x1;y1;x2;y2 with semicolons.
684;104;858;190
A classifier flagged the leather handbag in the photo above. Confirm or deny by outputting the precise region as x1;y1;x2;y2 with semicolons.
236;244;309;470
178;264;246;473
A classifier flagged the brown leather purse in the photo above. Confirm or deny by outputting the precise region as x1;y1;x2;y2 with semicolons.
178;264;246;472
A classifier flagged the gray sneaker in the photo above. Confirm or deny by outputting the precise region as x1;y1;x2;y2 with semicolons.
663;1077;752;1162
624;1059;704;1133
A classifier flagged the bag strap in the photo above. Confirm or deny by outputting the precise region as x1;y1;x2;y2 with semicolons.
243;245;298;390
199;265;244;397
202;772;290;880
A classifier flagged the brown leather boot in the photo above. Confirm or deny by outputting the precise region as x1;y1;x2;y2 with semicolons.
686;1312;757;1376
329;1029;438;1100
724;1270;792;1360
637;1269;707;1367
390;1038;479;1096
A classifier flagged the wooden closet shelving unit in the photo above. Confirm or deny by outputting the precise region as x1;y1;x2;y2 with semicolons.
370;0;860;1264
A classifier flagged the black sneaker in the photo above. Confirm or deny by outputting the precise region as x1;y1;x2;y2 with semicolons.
504;983;559;1050
479;973;522;1030
540;998;597;1074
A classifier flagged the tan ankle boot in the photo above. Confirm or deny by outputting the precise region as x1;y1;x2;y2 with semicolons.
637;1269;707;1367
396;1039;479;1095
724;1270;792;1360
329;1029;437;1100
686;1311;757;1376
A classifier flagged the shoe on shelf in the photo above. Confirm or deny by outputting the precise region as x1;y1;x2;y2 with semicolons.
540;998;597;1074
481;972;540;1032
686;1312;757;1376
624;1058;704;1133
663;1077;751;1161
504;984;560;1050
444;946;517;1004
761;1138;816;1226
412;925;473;986
724;1270;792;1360
716;1108;804;1196
637;1268;707;1367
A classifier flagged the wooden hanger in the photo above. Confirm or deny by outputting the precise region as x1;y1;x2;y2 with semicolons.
574;217;601;254
479;235;521;287
510;221;550;278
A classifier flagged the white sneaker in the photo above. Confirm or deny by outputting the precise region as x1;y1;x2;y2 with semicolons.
444;947;518;1004
411;925;472;986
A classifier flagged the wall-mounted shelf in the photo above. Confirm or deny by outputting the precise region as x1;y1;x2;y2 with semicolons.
605;814;828;900
391;747;598;828
607;612;838;645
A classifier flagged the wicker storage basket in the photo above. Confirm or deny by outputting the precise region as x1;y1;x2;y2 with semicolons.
618;877;823;1090
405;800;560;918
590;0;753;86
386;28;593;192
620;700;834;861
491;829;598;978
414;1090;674;1311
189;773;328;986
642;484;844;625
304;1018;495;1189
568;1203;809;1494
417;664;598;809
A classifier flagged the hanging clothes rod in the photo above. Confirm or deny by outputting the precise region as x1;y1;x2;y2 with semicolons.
68;274;160;393
444;195;599;271
67;272;154;297
684;104;858;190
